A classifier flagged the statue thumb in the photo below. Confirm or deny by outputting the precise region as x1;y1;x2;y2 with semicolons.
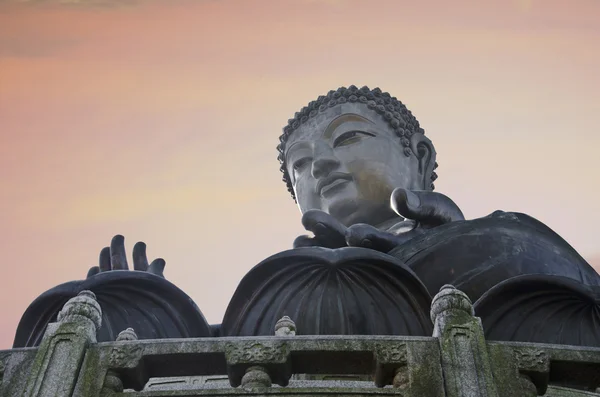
391;188;422;219
391;188;465;226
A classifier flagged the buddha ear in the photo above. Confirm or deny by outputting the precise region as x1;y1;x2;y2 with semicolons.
409;133;437;190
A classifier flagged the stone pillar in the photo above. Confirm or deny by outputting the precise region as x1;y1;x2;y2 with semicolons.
431;285;499;397
22;290;102;397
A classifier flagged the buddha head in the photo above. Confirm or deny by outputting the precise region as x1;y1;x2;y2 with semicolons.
277;85;438;227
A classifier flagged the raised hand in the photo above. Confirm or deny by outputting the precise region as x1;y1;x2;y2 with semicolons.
293;209;348;249
86;235;166;278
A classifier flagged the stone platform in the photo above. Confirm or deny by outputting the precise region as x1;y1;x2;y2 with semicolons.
2;286;600;397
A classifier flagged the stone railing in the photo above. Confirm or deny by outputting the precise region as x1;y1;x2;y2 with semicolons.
2;286;600;397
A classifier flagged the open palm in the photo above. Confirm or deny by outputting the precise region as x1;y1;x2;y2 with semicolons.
86;235;166;278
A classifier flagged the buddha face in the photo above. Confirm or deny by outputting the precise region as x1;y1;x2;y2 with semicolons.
284;103;434;227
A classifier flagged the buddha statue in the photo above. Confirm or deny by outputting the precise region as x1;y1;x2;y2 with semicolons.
276;86;600;281
224;85;600;344
13;85;600;348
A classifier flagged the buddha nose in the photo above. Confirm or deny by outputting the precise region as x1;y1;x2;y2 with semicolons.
311;142;340;179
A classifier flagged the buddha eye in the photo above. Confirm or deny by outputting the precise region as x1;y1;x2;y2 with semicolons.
293;157;311;172
333;130;375;148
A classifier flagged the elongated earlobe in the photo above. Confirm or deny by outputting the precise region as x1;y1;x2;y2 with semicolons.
410;133;437;190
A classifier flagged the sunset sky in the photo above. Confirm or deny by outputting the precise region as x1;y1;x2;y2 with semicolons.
0;0;599;348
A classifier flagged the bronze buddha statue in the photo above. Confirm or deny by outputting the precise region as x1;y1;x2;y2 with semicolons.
13;85;600;349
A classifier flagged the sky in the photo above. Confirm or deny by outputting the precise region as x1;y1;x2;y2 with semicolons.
0;0;599;348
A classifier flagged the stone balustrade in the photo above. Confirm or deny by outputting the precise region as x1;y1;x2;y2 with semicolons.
2;287;600;397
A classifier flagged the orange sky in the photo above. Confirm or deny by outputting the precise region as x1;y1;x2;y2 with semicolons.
0;0;599;348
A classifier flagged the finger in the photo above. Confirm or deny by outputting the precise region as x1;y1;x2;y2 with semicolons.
301;209;347;248
293;235;319;248
346;223;424;252
132;242;149;271
345;224;399;253
99;247;111;272
148;258;166;278
110;235;129;270
86;266;100;278
391;188;465;227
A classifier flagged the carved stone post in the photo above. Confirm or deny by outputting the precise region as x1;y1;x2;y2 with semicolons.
225;339;291;389
373;341;408;388
23;290;102;397
274;316;296;336
100;328;139;395
431;285;499;397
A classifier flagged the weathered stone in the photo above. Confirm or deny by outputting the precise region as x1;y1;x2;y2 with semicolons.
116;327;138;342
432;285;499;397
545;385;600;396
514;347;550;394
486;342;548;396
101;371;123;394
402;339;445;397
241;366;272;390
0;349;38;397
225;340;291;388
0;351;7;389
373;341;407;387
392;366;409;390
430;284;474;325
56;290;102;329
3;327;600;395
144;375;230;391
225;340;289;365
275;316;296;336
21;290;102;397
108;343;143;369
374;341;407;364
488;340;600;392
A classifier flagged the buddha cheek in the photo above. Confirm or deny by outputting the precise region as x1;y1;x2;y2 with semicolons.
346;161;394;206
293;178;322;212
